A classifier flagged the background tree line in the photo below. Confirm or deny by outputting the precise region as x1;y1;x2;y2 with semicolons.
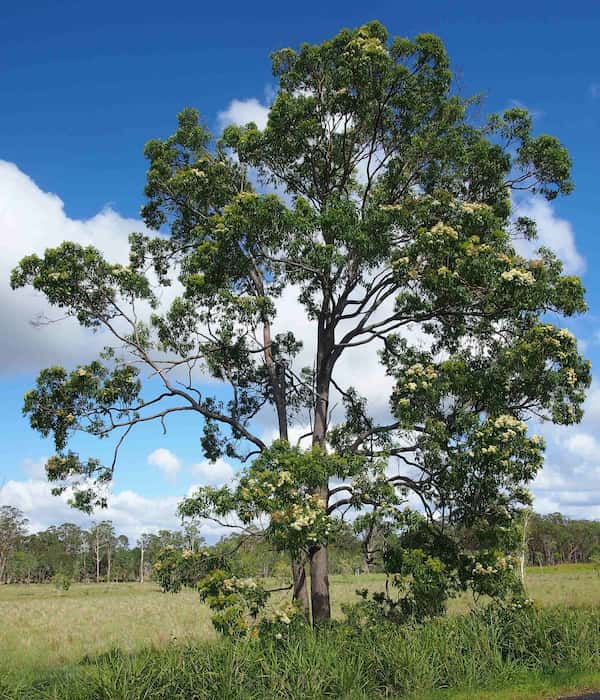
0;505;205;584
525;512;600;566
1;504;598;585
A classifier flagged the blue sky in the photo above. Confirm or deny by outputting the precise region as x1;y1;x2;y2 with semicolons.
1;0;599;540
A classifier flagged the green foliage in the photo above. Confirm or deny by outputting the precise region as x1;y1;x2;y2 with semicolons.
197;570;270;637
51;573;72;591
526;512;600;566
152;546;221;593
179;441;370;555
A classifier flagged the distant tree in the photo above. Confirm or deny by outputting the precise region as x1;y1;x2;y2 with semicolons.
137;533;152;583
0;506;29;583
12;22;589;625
88;521;115;583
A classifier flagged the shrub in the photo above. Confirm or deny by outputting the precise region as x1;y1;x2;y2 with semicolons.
51;573;71;591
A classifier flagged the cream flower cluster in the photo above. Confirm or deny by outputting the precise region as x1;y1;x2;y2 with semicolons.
268;602;298;626
222;576;258;594
557;328;575;341
406;363;438;379
493;415;527;433
472;555;513;576
500;268;535;285
430;221;459;240
565;367;578;388
461;201;490;213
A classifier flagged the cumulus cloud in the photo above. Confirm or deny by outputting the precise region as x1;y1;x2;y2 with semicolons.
581;384;600;430
147;448;182;481
513;196;586;275
0;160;148;373
562;432;600;461
0;475;230;543
217;98;270;131
189;457;235;486
530;408;600;519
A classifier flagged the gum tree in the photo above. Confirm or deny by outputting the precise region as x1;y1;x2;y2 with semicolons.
11;22;589;625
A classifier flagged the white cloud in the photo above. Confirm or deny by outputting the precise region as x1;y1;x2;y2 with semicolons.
589;83;600;99
563;432;600;461
189;457;235;486
217;98;270;131
582;384;600;430
147;448;181;481
0;476;229;543
513;196;586;275
0;160;148;373
530;414;600;519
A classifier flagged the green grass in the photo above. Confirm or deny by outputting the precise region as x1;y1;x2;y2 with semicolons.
0;564;598;698
0;605;599;699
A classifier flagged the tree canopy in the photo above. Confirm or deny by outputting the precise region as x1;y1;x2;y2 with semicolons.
11;21;589;626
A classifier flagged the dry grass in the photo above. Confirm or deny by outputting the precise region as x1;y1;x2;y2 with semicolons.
1;564;598;677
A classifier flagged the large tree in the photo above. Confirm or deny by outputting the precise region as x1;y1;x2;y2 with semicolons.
11;22;589;625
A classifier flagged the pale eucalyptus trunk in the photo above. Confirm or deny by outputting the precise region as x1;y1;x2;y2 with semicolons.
139;540;144;584
308;323;333;625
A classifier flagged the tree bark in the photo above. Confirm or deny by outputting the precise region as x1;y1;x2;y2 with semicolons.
139;540;144;584
309;495;331;624
309;322;333;624
95;532;100;583
291;556;310;621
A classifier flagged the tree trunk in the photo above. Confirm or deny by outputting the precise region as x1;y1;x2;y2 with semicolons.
139;541;144;584
291;556;310;621
520;509;530;587
310;535;331;625
309;331;333;625
95;534;100;583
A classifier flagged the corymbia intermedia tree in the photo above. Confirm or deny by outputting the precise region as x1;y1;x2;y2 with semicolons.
11;22;590;627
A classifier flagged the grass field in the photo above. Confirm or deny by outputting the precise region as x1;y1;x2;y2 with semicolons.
1;563;598;680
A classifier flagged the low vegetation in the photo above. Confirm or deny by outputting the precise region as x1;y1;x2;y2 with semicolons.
0;565;600;698
1;588;598;699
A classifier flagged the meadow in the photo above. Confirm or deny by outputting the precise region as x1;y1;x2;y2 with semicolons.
2;564;598;676
1;564;599;699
